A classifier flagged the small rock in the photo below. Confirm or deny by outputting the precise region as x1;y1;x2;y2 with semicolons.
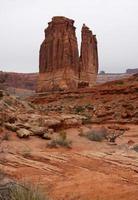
30;127;46;136
17;129;30;138
16;123;31;130
42;133;51;140
44;119;61;129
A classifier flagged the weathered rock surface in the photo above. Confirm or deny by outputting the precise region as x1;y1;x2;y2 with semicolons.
16;129;31;138
32;74;138;124
1;125;138;200
79;24;98;86
4;123;18;132
0;71;37;91
37;16;98;92
1;74;137;140
29;127;47;136
0;91;87;139
38;16;79;92
0;75;138;200
126;68;138;74
0;72;132;95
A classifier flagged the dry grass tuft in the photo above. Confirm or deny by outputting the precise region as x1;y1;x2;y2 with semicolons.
10;182;50;200
48;131;72;148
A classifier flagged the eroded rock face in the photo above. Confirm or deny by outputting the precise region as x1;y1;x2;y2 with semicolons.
79;24;98;86
37;16;98;92
38;16;79;92
0;71;37;91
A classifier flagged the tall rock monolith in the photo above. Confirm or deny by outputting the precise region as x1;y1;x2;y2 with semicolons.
37;17;98;92
37;16;79;92
79;24;98;87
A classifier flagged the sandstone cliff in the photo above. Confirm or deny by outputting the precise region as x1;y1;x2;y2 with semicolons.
126;68;138;74
38;16;79;92
0;71;132;95
37;16;99;92
79;24;98;86
0;71;37;91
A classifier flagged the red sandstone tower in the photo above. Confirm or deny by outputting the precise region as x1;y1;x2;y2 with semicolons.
37;16;98;92
79;24;98;87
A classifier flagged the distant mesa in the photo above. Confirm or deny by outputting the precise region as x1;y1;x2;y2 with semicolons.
37;16;98;92
126;68;138;74
99;71;106;75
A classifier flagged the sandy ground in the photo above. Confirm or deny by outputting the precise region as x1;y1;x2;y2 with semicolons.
0;124;138;200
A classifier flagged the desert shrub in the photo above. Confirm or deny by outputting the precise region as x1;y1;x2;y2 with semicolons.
85;104;94;110
133;144;138;152
115;80;124;85
21;147;31;158
86;131;104;142
59;131;67;141
85;128;107;142
0;112;7;127
0;168;6;181
47;140;58;148
4;99;13;106
82;115;92;124
2;132;10;141
57;131;72;147
48;131;72;148
74;106;85;113
10;182;49;200
78;128;84;137
0;132;8;188
38;117;45;127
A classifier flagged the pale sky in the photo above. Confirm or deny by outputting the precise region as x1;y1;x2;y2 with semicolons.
0;0;138;73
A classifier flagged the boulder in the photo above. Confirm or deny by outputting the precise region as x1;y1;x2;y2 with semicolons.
42;133;51;140
44;119;61;129
16;129;31;138
30;127;47;136
16;123;31;130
